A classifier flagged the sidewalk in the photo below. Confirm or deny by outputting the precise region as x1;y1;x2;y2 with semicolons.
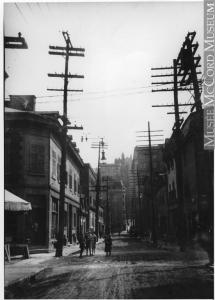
5;239;103;288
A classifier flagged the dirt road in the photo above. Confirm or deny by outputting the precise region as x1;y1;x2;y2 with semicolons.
6;234;213;299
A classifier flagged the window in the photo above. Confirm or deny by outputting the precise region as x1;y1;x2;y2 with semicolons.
57;156;61;182
69;172;73;190
51;198;58;238
65;170;68;186
76;179;79;194
74;176;77;193
29;144;45;174
51;150;57;178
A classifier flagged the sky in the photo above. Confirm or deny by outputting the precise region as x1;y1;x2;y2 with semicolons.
4;1;204;168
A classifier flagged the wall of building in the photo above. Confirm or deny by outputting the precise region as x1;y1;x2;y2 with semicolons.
5;111;83;250
5;120;51;247
49;136;81;246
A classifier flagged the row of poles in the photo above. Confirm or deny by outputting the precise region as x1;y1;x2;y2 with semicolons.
4;31;204;255
152;32;202;251
132;32;203;250
48;32;112;254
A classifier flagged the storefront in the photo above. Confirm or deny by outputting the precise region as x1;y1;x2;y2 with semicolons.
4;190;32;261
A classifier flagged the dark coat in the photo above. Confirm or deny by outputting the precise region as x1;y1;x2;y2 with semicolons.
105;236;112;252
79;235;85;250
85;233;91;249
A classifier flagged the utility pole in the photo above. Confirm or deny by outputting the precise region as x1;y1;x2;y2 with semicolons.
151;32;202;250
105;176;111;235
96;140;101;240
48;31;84;257
173;59;186;251
151;61;186;250
136;126;164;246
136;169;142;234
101;176;111;235
176;32;202;112
91;139;108;239
90;175;110;236
148;122;156;246
131;168;144;235
176;32;203;228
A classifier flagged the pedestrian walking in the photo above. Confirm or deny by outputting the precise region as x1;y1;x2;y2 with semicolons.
85;231;92;256
91;232;97;255
104;234;112;256
78;232;85;258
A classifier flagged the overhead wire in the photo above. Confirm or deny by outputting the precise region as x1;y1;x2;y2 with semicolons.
12;83;168;104
14;3;28;24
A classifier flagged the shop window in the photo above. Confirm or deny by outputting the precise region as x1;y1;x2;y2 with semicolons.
64;203;68;227
51;198;58;238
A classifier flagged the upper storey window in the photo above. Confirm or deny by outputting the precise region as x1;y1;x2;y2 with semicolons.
29;144;45;174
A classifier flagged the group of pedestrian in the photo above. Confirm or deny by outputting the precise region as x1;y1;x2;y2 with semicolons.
78;230;97;258
78;230;112;258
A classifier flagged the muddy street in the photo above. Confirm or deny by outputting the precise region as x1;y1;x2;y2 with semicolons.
6;234;213;299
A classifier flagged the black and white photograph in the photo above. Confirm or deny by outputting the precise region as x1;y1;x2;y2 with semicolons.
3;1;214;299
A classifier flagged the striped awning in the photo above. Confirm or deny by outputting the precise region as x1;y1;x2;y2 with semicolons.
5;190;32;211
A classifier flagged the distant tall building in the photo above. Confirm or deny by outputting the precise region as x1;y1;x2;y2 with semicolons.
100;162;126;233
130;145;165;234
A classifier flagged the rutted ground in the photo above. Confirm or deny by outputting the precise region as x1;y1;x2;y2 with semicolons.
6;235;213;299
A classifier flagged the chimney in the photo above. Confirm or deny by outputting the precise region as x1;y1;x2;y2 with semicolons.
9;95;36;111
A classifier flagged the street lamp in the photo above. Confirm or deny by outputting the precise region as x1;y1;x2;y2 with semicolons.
91;138;108;239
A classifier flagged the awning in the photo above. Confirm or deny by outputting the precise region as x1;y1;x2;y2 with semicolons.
5;190;32;211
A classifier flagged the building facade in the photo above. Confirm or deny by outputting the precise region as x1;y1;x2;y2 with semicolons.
100;163;125;234
80;163;104;235
163;110;214;242
131;145;165;235
5;96;84;250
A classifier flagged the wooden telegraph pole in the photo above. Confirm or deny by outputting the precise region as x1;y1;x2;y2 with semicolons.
136;125;164;246
151;32;202;250
48;31;84;257
105;176;111;235
151;62;188;250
